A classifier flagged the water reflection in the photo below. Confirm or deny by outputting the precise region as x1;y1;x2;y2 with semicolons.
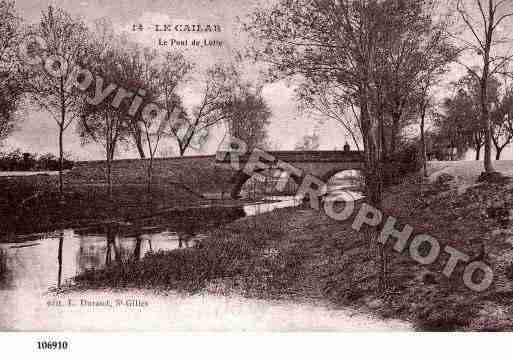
0;190;358;293
57;232;63;288
57;219;220;288
0;191;413;332
74;226;180;278
177;224;197;249
2;226;195;291
243;196;302;216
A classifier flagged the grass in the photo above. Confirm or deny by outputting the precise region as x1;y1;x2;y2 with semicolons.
0;155;246;236
70;156;235;196
0;174;212;236
74;209;306;299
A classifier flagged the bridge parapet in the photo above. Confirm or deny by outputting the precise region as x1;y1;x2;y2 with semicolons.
216;150;365;164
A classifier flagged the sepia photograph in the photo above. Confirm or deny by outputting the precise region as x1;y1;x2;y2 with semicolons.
0;0;513;353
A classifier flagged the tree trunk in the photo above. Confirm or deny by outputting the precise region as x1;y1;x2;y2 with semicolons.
420;106;427;177
107;155;112;200
106;123;114;201
481;18;495;174
134;236;142;261
57;231;63;288
361;91;386;294
147;157;153;193
390;112;401;155
106;225;120;264
483;107;494;172
59;78;65;199
130;123;146;159
475;145;481;161
495;147;502;160
58;124;64;198
135;136;146;159
105;239;112;266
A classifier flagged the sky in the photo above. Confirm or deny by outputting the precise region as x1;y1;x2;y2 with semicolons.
5;0;350;160
4;0;513;161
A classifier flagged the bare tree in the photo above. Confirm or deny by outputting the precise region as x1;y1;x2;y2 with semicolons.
456;0;513;174
78;19;129;199
225;85;271;151
119;42;150;160
440;85;483;159
379;0;456;156
170;64;236;156
439;72;511;161
139;51;190;191
491;83;513;159
24;6;89;196
0;1;24;145
297;82;363;151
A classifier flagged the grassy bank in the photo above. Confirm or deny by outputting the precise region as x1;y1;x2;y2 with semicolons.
0;155;244;236
75;209;304;298
75;167;513;331
0;173;217;237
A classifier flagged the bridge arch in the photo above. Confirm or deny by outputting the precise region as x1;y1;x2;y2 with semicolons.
322;168;365;200
320;167;365;184
229;167;301;199
229;166;366;200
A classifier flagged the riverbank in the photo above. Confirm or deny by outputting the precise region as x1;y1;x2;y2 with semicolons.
0;176;194;236
75;163;513;331
1;203;411;331
0;173;252;237
0;155;239;236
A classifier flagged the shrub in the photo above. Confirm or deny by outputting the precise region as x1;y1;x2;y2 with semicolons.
37;153;59;171
0;149;22;171
0;150;74;171
382;145;422;186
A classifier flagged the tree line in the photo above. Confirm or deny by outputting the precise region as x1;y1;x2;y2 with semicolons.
0;149;73;171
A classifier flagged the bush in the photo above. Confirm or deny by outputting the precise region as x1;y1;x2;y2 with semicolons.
37;153;60;171
75;237;256;293
0;150;74;171
0;149;22;171
382;145;422;186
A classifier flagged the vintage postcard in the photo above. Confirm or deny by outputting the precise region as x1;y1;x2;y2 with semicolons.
0;0;512;345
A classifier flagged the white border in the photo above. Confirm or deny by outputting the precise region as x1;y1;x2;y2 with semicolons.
1;333;512;359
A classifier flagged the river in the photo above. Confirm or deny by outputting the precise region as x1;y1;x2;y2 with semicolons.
0;188;410;331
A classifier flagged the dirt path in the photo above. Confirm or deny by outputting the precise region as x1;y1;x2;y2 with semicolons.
0;288;410;331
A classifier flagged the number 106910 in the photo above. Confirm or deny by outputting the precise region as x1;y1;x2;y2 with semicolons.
37;341;68;350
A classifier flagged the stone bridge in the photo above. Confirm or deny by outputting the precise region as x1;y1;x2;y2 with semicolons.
70;149;365;200
216;149;365;198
